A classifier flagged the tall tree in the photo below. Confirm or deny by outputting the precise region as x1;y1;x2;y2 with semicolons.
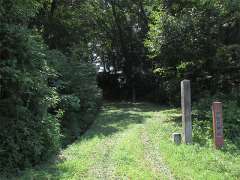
145;0;240;104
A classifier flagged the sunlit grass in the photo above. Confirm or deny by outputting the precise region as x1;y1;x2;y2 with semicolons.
145;108;240;179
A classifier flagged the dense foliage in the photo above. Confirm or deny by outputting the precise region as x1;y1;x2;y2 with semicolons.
0;0;101;173
82;0;156;101
146;0;240;104
36;1;103;144
51;54;101;145
0;23;61;173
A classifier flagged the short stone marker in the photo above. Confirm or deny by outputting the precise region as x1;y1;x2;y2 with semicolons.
172;133;181;145
212;102;224;149
181;80;192;144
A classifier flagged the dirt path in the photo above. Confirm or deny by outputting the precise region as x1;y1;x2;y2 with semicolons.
18;103;176;180
86;104;175;179
87;123;174;179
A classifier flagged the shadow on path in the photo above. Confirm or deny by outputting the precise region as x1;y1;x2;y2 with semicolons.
82;102;152;140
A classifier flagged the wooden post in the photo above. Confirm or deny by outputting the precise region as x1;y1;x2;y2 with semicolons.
212;102;224;149
181;80;192;144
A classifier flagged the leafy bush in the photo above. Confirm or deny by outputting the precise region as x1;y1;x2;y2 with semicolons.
0;0;102;174
0;25;61;173
59;61;102;145
48;49;102;145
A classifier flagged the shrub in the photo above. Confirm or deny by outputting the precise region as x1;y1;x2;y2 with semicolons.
60;61;102;144
48;49;102;145
0;0;102;174
0;25;61;173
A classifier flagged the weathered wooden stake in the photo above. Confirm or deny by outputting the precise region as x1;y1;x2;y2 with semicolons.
212;102;224;149
181;80;192;144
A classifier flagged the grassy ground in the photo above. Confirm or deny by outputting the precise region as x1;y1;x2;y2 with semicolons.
7;103;240;179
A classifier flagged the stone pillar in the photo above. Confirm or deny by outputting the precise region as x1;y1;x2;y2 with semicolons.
172;133;181;145
181;80;192;144
212;102;224;149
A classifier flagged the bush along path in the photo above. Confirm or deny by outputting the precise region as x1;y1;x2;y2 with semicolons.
14;103;240;179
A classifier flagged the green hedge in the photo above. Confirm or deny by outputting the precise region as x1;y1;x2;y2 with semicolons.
0;25;102;174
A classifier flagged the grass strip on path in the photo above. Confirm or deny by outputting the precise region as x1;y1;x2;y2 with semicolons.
140;127;174;180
